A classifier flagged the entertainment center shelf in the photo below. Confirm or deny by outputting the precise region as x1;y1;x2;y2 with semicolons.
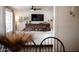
23;23;51;31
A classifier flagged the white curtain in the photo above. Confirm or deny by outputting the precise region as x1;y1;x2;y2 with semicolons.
5;9;13;32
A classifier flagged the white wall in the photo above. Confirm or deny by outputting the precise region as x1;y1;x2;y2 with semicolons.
0;6;5;35
14;7;53;30
55;6;79;51
15;9;53;21
16;31;53;45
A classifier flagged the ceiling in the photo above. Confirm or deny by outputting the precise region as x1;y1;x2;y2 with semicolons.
10;6;53;12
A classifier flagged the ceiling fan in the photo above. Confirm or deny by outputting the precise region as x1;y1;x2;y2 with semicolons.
31;6;42;11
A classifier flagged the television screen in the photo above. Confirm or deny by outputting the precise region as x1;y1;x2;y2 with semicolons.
31;14;44;21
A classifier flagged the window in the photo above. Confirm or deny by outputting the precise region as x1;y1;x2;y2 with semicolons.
5;8;13;32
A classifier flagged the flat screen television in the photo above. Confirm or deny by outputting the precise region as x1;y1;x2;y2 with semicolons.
31;14;44;21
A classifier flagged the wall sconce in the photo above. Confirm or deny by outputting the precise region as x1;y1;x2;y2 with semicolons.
70;7;76;18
